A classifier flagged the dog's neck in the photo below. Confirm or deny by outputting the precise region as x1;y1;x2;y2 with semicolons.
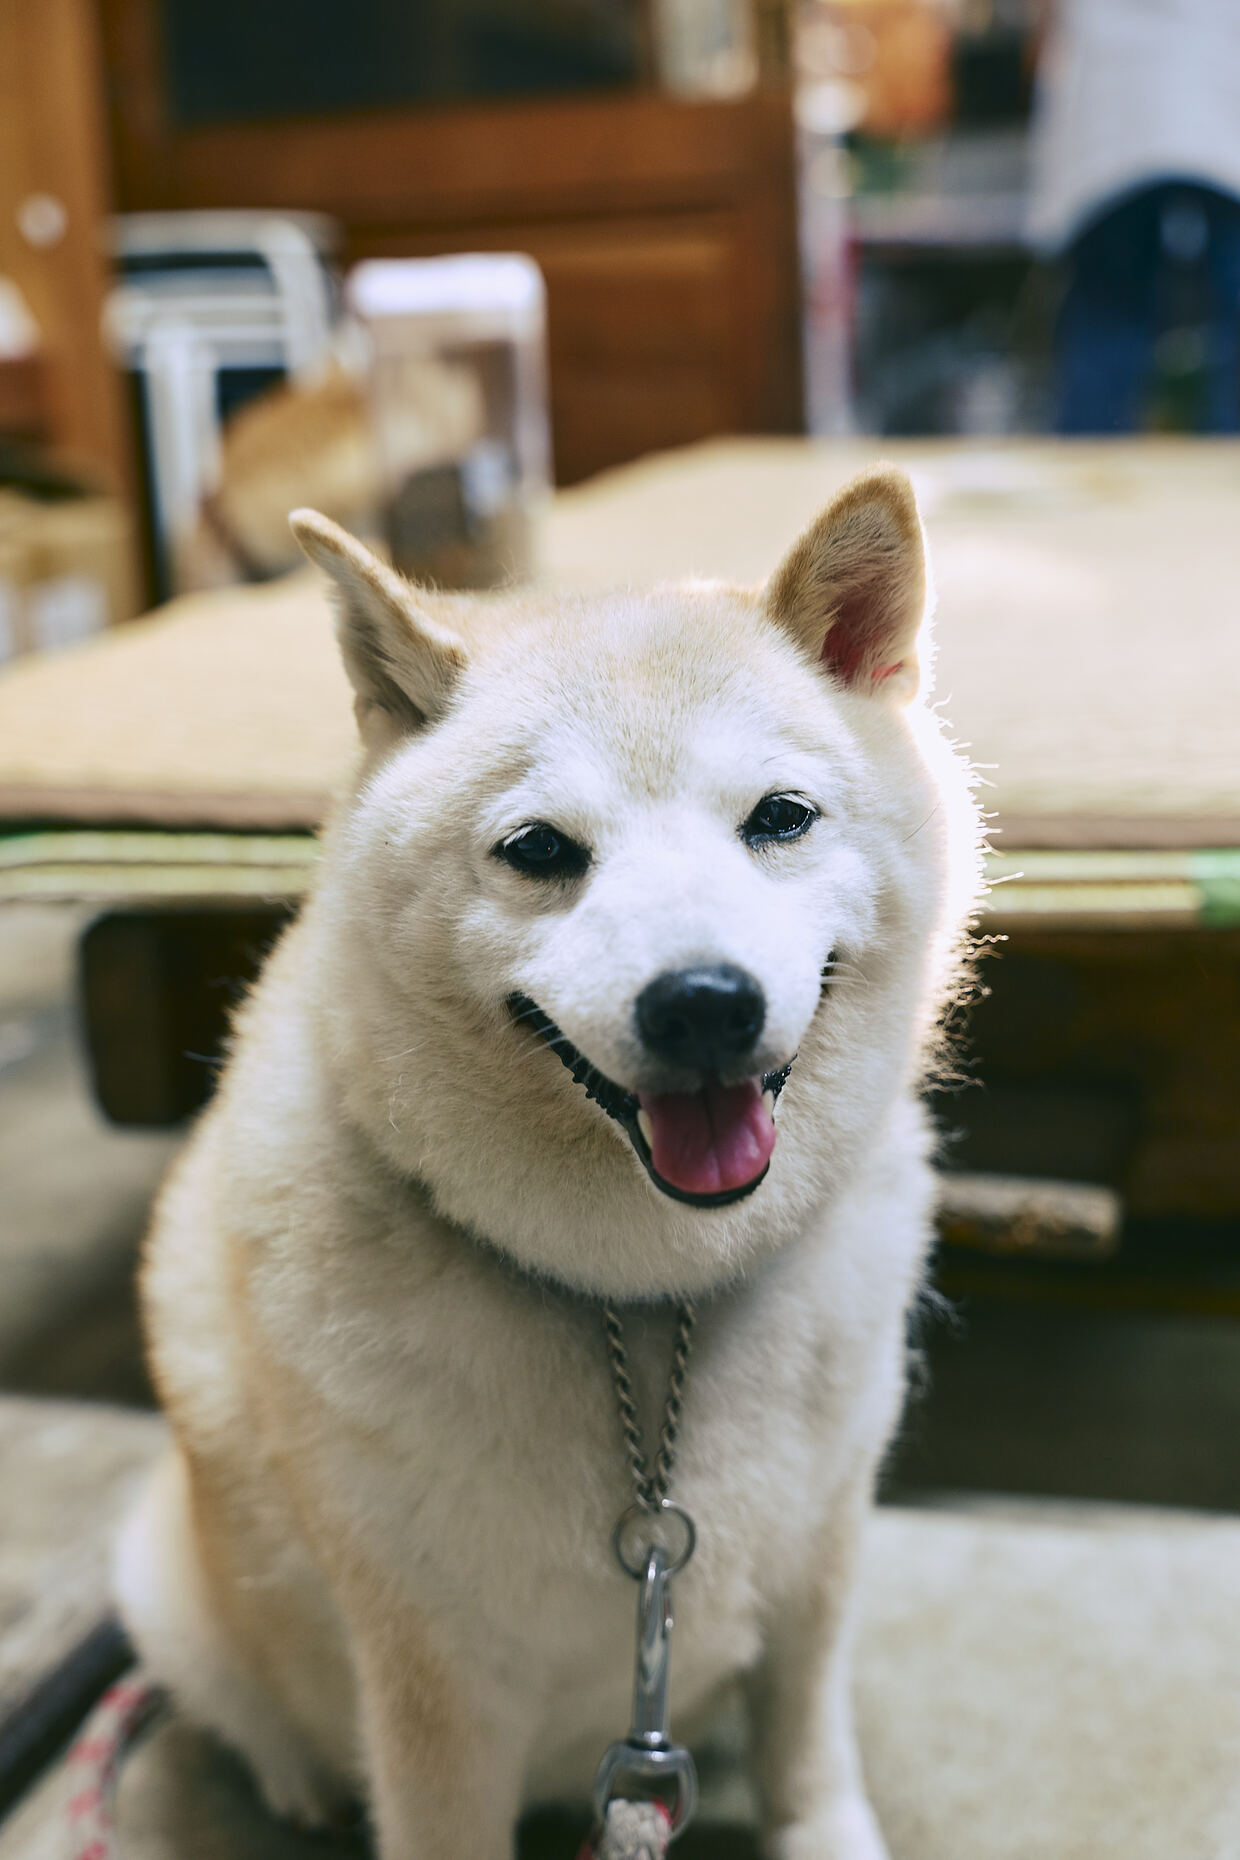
327;1048;767;1312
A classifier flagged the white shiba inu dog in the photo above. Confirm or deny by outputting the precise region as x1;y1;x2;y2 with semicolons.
116;466;980;1860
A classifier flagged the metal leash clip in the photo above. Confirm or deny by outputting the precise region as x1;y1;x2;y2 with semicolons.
592;1502;698;1841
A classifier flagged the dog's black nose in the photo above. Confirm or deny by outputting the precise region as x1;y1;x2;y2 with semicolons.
635;965;766;1076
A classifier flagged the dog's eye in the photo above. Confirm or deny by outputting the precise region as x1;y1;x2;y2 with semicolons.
495;823;590;880
742;794;818;848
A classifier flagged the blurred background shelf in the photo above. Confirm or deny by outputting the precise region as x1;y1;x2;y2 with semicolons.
849;128;1030;252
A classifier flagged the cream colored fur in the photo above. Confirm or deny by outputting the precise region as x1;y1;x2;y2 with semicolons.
116;468;982;1860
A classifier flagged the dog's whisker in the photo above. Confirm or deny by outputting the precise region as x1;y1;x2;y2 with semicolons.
509;1017;574;1053
508;1002;547;1023
902;801;943;843
506;1037;577;1073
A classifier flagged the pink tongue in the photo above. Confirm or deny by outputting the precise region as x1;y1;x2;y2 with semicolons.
637;1078;776;1198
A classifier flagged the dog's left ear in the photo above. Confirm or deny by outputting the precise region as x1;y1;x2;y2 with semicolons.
765;466;928;703
291;508;466;750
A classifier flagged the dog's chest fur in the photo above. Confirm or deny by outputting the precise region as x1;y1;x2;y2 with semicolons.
172;1055;929;1797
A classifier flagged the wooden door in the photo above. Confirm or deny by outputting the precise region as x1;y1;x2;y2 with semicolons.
96;0;804;483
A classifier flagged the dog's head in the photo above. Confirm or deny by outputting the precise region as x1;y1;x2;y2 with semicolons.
291;469;977;1297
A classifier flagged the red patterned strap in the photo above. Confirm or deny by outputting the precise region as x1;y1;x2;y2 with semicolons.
64;1676;165;1860
68;1680;673;1860
578;1797;674;1860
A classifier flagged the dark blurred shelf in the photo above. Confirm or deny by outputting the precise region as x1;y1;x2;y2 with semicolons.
850;127;1030;252
938;1218;1240;1321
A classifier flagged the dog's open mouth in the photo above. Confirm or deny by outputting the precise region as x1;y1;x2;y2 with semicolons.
506;993;793;1209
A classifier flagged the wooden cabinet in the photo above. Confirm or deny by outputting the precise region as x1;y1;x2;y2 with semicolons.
97;0;804;483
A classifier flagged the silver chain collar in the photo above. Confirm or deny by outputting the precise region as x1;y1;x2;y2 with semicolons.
602;1303;695;1510
591;1303;700;1847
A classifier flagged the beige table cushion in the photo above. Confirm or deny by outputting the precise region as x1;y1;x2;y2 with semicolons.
0;439;1237;848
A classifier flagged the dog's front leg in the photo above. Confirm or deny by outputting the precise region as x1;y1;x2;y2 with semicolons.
747;1473;890;1860
352;1611;530;1860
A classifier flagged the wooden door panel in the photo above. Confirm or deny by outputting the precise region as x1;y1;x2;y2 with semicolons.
551;364;735;483
100;21;784;227
97;0;803;485
349;216;751;477
539;231;736;363
358;217;737;362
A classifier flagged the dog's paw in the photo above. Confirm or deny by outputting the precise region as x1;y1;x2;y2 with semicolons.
765;1794;891;1860
252;1753;354;1833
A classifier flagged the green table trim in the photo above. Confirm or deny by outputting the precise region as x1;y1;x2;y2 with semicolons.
1191;850;1240;928
2;831;1239;927
0;829;318;904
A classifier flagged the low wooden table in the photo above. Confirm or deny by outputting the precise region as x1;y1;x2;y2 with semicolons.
0;438;1238;1244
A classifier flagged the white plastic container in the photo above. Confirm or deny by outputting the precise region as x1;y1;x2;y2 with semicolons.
347;254;551;589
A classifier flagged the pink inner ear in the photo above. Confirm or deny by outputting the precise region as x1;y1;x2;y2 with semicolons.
821;625;904;686
819;587;909;688
821;630;863;682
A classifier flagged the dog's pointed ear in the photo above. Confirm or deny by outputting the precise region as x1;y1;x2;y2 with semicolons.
765;467;928;703
290;508;466;748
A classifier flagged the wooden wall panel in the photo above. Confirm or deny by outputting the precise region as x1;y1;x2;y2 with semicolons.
0;0;131;489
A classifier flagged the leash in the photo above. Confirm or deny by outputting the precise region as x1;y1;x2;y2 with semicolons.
580;1797;674;1860
63;1674;165;1860
65;1309;701;1860
579;1302;699;1860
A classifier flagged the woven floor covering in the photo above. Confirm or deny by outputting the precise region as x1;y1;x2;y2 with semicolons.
0;439;1236;850
6;1502;1238;1860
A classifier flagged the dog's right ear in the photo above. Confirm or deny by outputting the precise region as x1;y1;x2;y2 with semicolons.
290;508;466;750
765;467;927;703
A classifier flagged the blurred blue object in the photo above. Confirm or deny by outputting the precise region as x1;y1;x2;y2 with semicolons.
1029;0;1240;434
1055;180;1240;433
